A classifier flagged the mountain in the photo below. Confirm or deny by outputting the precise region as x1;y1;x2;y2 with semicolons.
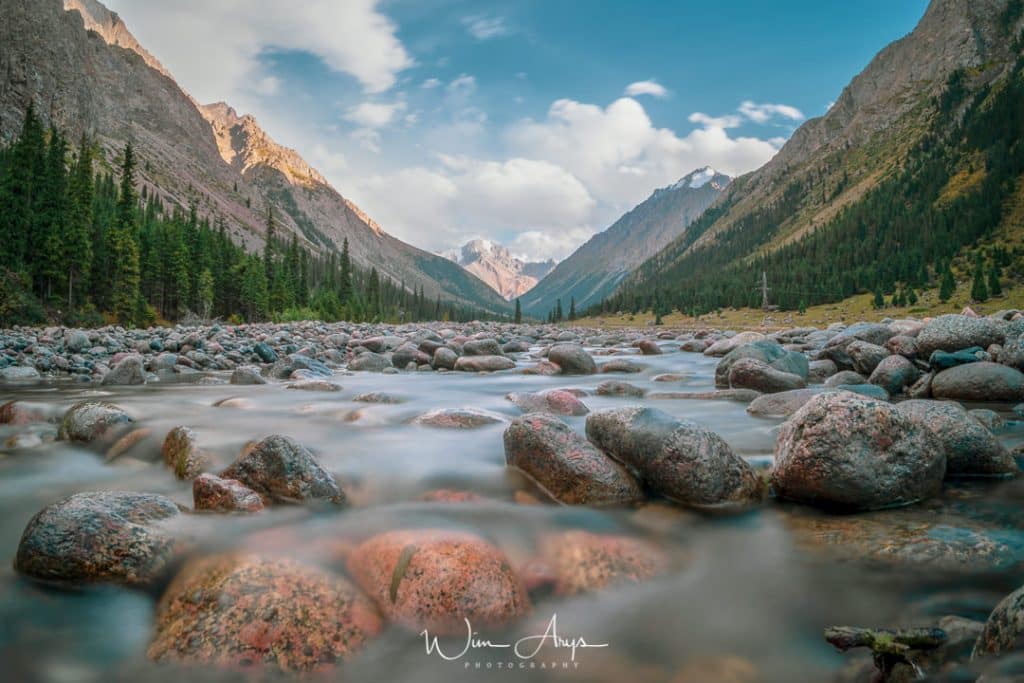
449;240;555;301
607;0;1024;315
521;167;730;315
0;0;509;313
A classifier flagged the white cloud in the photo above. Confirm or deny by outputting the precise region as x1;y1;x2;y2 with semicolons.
104;0;412;101
421;78;442;89
447;74;477;95
253;76;282;96
738;100;805;123
688;112;743;129
351;128;382;153
462;15;508;40
624;80;668;98
344;101;407;128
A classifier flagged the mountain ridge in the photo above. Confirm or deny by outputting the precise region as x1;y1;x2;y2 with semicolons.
448;239;555;301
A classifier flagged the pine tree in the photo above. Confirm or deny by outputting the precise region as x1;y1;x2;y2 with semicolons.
988;262;1003;297
338;237;353;304
37;128;69;299
64;135;94;309
971;253;989;302
872;288;885;309
196;269;214;319
939;266;955;302
514;298;522;324
111;142;141;325
263;205;275;283
555;298;563;322
568;297;576;321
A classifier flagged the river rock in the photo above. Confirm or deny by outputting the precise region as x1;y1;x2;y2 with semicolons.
431;347;458;370
931;362;1024;402
772;392;946;511
161;426;211;479
536;530;668;595
14;491;182;586
885;335;919;359
463;338;503;356
704;331;765;357
411;408;507;428
149;554;381;672
917;315;1005;358
715;341;808;388
503;413;643;506
286;379;341;392
600;358;646;373
220;435;345;506
747;388;825;418
728;357;806;394
65;329;90;353
846;341;890;375
506;390;589;416
637;339;663;355
0;366;41;380
548;344;598;375
347;529;529;635
348;352;392;372
230;366;267;385
837;383;890;400
58;401;133;443
253;342;278;363
973;585;1024;660
597;380;647;398
825;370;867;387
101;354;146;386
868;354;921;395
808;359;838;383
192;473;264;512
585;407;762;507
929;347;986;370
0;400;54;425
895;400;1017;477
454;355;516;372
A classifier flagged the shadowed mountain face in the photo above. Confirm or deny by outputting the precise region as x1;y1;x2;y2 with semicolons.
611;0;1024;314
0;0;510;313
449;240;555;301
521;167;729;316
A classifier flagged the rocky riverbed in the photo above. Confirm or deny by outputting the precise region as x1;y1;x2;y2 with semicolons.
3;312;1024;682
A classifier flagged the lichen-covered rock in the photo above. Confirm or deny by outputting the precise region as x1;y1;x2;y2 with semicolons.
192;473;265;512
728;357;806;394
715;341;808;388
101;354;146;386
15;491;182;586
896;400;1017;477
506;389;589;416
536;530;668;595
772;392;946;511
347;529;530;635
58;401;133;443
585;407;762;507
149;554;382;673
503;413;643;506
547;344;598;375
411;408;508;428
932;362;1024;402
453;355;516;372
747;388;825;418
916;314;1006;357
220;435;345;505
846;340;891;376
973;584;1024;659
161;426;211;479
868;354;921;395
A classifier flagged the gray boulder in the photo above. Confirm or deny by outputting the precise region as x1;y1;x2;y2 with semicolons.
896;399;1017;477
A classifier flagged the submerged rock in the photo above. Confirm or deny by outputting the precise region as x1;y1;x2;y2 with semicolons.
772;392;946;511
506;389;589;416
586;407;762;507
504;413;643;506
411;408;508;428
220;435;345;506
536;530;668;595
192;473;264;512
347;529;529;635
453;355;516;372
596;380;647;398
58;401;133;443
15;491;182;586
149;554;382;673
548;344;598;375
161;426;211;479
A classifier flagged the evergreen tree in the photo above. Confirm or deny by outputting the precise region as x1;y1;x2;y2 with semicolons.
514;298;522;324
263;205;275;283
196;268;214;318
971;253;989;302
555;298;563;322
338;237;353;304
568;297;576;321
989;262;1003;297
939;267;955;302
64;135;94;309
872;288;885;309
110;142;141;325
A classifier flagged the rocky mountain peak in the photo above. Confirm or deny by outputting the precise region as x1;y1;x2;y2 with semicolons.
62;0;174;81
448;240;555;301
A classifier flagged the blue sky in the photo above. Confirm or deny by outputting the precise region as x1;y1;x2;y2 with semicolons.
104;0;929;261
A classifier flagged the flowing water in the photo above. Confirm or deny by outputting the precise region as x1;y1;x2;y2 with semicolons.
1;346;1023;682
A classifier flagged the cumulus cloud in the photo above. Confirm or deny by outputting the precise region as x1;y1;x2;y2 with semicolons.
421;78;442;89
344;101;407;128
104;0;412;101
462;15;509;40
738;100;805;123
624;80;668;98
253;76;282;96
688;112;743;129
447;74;477;95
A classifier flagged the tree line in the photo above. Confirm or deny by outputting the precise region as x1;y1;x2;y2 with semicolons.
0;107;496;327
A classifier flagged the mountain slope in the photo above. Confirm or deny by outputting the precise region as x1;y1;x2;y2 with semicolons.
608;0;1024;314
449;240;555;301
0;0;509;313
521;167;729;315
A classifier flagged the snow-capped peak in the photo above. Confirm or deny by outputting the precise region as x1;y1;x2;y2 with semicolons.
687;166;718;188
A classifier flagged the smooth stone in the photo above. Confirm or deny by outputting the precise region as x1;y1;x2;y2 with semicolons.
585;407;762;507
286;379;341;392
825;370;867;387
917;315;1006;357
101;354;146;386
747;388;826;418
411;408;508;428
715;340;808;388
192;473;264;512
506;389;589;416
846;340;891;376
637;339;663;355
220;435;346;506
930;347;985;370
728;357;806;394
868;354;921;395
503;413;643;506
348;352;392;372
808;359;838;383
462;338;503;356
836;383;890;401
431;347;458;370
230;366;267;385
896;400;1018;477
599;358;646;373
596;380;647;398
253;342;278;363
58;401;133;443
703;331;766;357
548;343;598;375
932;362;1024;402
453;355;516;372
14;491;182;586
772;392;946;511
535;530;668;595
0;366;41;381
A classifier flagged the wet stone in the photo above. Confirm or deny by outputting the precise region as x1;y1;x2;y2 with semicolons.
220;435;346;506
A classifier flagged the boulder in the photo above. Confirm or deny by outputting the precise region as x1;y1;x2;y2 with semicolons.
548;344;598;374
896;400;1017;477
637;339;663;355
929;347;986;370
15;491;182;586
599;358;646;373
771;392;946;511
149;554;381;672
747;388;825;418
825;370;867;387
192;473;264;512
932;362;1024;402
411;408;508;428
596;380;647;398
58;401;133;443
868;354;921;396
585;407;762;507
230;366;267;385
453;355;516;372
916;315;1006;357
728;357;806;394
431;347;458;370
347;529;529;635
503;413;643;506
807;359;838;383
846;341;890;376
101;354;146;386
348;352;392;372
506;390;589;416
220;435;345;506
703;331;765;357
715;341;808;388
462;338;503;356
